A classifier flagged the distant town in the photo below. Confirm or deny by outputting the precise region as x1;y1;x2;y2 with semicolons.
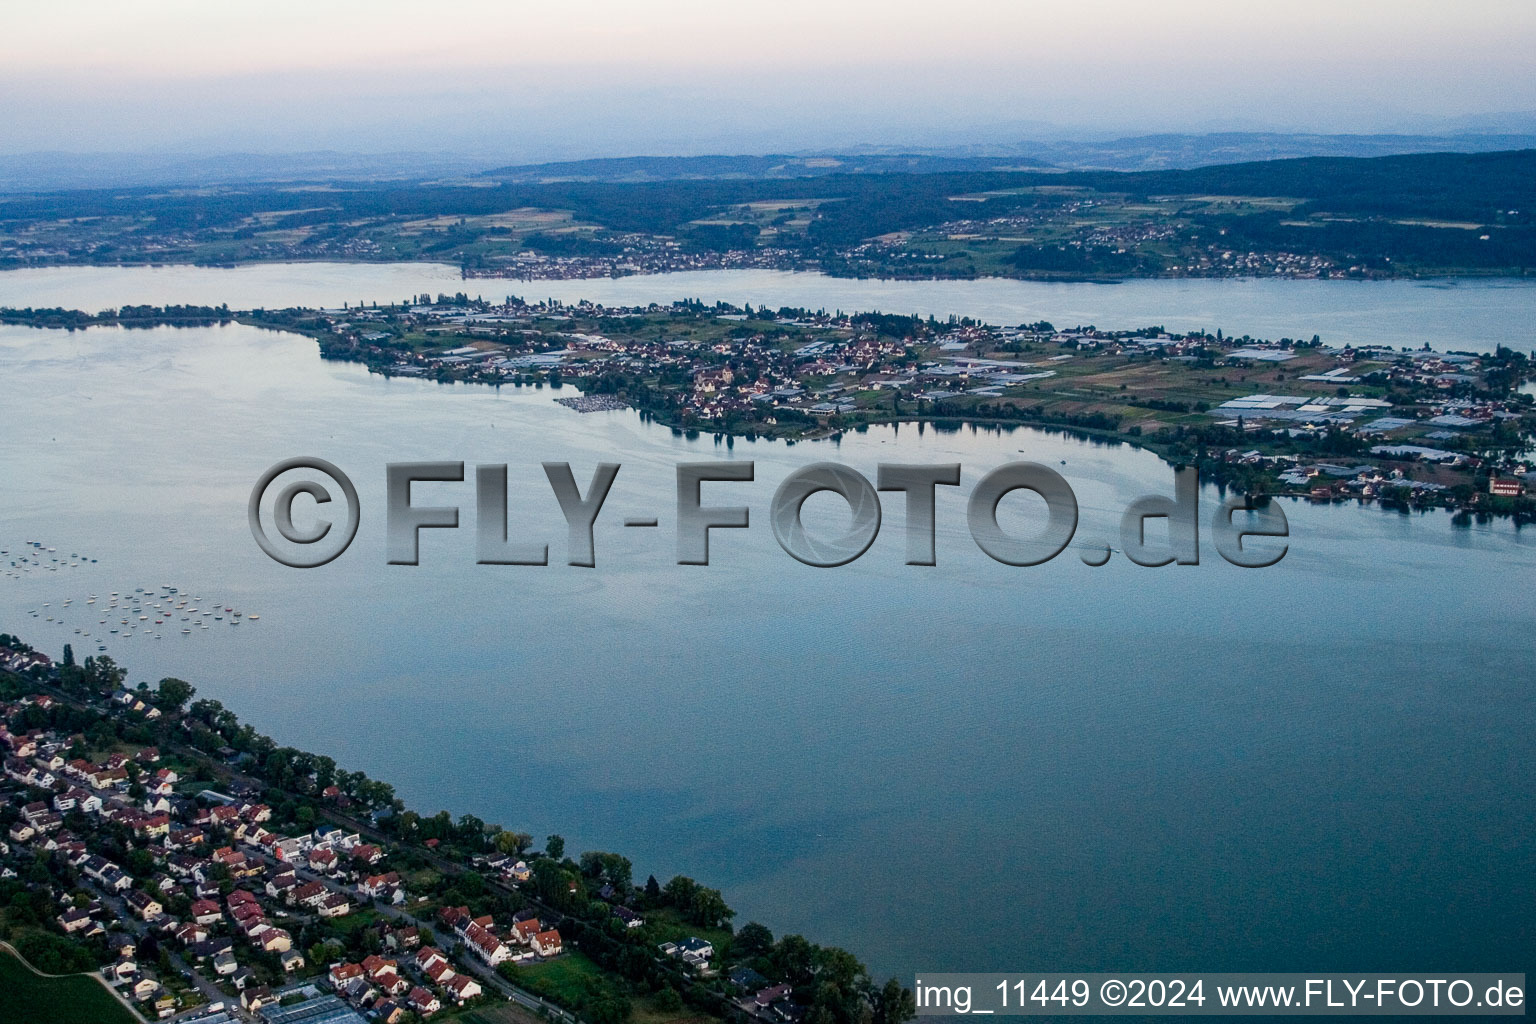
0;638;917;1024
1;151;1530;281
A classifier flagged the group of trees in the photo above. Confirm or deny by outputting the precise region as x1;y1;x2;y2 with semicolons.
657;875;734;930
180;698;398;810
0;304;233;330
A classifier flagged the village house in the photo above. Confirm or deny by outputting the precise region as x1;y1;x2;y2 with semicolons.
329;962;364;989
408;986;442;1016
317;892;352;918
532;929;563;957
447;974;484;1002
461;921;511;965
124;888;163;921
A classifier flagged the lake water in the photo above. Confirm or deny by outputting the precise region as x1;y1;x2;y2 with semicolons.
1;263;1533;976
2;262;1535;352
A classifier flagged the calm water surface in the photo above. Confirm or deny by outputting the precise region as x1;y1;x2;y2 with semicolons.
0;264;1532;975
1;262;1534;352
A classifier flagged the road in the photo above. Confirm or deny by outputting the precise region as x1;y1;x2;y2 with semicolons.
85;881;239;1021
248;847;580;1024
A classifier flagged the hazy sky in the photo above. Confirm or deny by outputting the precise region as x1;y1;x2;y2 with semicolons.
3;0;1534;157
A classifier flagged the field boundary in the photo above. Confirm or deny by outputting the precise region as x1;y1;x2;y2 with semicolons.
0;940;149;1023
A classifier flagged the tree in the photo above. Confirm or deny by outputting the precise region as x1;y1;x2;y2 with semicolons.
579;851;633;891
873;979;916;1024
155;677;195;713
735;921;774;958
544;834;565;860
62;643;74;667
457;814;488;847
313;755;337;791
687;886;734;929
816;946;865;991
495;830;533;857
772;935;817;988
662;875;698;908
83;654;125;693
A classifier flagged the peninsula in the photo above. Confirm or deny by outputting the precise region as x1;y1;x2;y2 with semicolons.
5;296;1532;519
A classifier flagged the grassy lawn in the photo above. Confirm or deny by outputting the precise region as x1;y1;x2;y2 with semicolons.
321;908;380;937
0;945;138;1024
641;908;734;952
452;1003;547;1024
510;953;724;1024
631;993;722;1024
508;949;611;1002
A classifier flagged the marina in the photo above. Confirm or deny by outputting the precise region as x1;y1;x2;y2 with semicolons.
14;579;259;653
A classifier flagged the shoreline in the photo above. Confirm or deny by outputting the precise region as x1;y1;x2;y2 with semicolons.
2;255;1534;286
2;299;1531;523
0;642;918;1024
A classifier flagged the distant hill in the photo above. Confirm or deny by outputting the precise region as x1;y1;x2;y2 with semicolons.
3;148;1530;277
6;133;1533;194
478;134;1536;181
477;153;1050;183
0;150;492;193
1003;132;1536;171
